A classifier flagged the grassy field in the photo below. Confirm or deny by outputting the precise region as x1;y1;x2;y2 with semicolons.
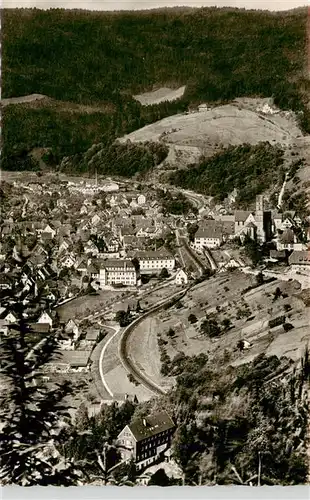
126;271;310;388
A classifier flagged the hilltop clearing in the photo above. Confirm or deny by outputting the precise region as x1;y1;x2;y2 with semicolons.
119;100;303;150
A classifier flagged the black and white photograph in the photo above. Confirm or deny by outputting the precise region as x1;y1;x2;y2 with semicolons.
0;0;310;493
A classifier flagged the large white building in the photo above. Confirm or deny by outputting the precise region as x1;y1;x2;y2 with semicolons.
136;251;175;274
98;260;137;288
194;222;224;250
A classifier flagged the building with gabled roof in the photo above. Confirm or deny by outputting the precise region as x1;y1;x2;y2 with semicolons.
116;411;175;470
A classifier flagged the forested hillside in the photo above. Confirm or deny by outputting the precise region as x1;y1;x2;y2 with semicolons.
170;142;286;206
131;351;310;485
2;7;309;172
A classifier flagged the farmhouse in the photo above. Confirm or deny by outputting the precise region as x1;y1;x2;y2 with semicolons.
116;411;175;470
136;250;175;274
98;259;137;288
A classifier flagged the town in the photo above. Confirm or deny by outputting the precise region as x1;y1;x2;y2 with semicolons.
1;168;309;484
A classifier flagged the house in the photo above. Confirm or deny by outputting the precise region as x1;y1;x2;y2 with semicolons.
276;228;296;251
49;350;91;373
116;411;175;470
194;222;223;250
60;254;76;268
288;251;310;274
136;250;175;274
0;275;12;290
269;249;287;262
37;311;53;327
98;259;137;288
272;212;283;232
137;194;146;206
4;312;18;324
41;224;56;239
0;319;9;336
65;319;79;341
91;214;101;226
84;240;99;256
281;217;294;230
105;237;120;253
29;323;51;335
175;269;189;286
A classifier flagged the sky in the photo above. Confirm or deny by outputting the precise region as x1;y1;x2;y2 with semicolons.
2;0;307;12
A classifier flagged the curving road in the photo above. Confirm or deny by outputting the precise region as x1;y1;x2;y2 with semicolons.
118;288;189;396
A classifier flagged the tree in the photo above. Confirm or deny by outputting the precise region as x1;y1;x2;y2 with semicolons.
159;267;169;279
0;295;83;485
256;272;264;286
114;310;131;327
148;468;171;486
201;317;221;338
188;314;198;324
221;318;232;331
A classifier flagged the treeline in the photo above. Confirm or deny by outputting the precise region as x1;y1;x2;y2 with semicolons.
170;142;285;206
2;7;310;172
60;141;169;177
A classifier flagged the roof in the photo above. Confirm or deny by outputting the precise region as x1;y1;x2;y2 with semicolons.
56;350;91;367
127;411;175;442
195;221;223;239
234;210;252;222
270;250;287;259
85;329;100;341
289;251;310;265
99;259;136;270
28;323;51;334
279;228;295;244
135;250;174;261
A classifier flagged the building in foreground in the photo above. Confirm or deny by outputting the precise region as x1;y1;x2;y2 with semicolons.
116;411;175;470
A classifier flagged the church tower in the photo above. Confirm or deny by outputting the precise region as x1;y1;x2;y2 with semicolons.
255;195;265;243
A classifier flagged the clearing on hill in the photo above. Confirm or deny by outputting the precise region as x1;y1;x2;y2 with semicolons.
119;99;303;150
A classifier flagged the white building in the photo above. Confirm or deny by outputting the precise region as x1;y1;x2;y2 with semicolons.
65;319;80;341
37;312;53;327
136;251;175;274
175;269;188;286
99;260;137;288
194;222;223;250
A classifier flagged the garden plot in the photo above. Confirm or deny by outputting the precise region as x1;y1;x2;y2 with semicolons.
126;270;310;383
56;290;131;322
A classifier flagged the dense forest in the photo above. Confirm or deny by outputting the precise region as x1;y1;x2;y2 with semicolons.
170;142;285;206
2;7;310;172
135;350;309;485
59;141;169;177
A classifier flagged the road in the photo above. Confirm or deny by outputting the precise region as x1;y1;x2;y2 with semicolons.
175;229;206;276
118;288;189;396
